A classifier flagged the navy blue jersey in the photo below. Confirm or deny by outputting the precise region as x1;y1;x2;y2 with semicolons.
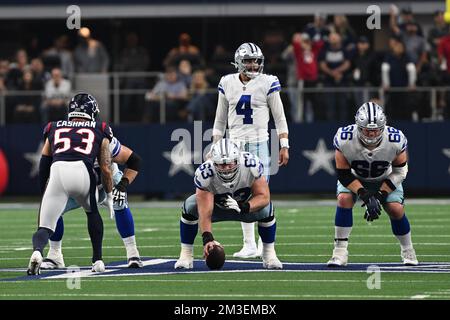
43;120;114;166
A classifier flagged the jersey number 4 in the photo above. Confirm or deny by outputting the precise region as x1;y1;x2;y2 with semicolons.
54;128;95;155
236;95;253;124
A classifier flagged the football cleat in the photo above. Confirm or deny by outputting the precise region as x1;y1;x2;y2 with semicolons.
91;260;106;273
262;255;283;269
327;248;348;267
233;244;259;259
174;247;194;269
401;248;419;266
127;257;144;268
40;254;65;270
27;251;43;276
256;237;263;258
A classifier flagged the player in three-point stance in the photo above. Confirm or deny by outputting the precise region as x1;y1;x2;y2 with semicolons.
212;42;289;259
175;138;283;270
328;101;418;267
27;93;115;275
40;134;144;270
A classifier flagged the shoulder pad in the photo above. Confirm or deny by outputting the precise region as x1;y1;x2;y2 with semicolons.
333;124;356;151
101;122;114;141
241;152;264;179
43;122;52;140
194;160;216;190
267;75;281;95
387;126;408;153
109;137;122;158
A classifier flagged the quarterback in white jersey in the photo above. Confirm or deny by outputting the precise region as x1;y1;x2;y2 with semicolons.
175;139;282;270
328;102;418;267
212;42;290;258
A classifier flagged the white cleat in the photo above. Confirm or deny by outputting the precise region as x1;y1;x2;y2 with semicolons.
127;257;144;268
327;248;348;267
40;255;65;270
401;248;419;266
27;251;43;275
233;245;259;259
91;260;106;273
262;255;283;269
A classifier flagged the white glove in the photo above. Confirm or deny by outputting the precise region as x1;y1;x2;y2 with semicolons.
105;192;115;220
224;195;241;213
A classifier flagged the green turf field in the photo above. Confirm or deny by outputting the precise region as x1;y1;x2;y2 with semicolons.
1;203;450;300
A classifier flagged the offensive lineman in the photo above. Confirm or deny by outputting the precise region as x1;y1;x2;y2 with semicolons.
27;93;114;275
175;139;282;269
328;102;418;267
212;42;289;259
40;133;144;269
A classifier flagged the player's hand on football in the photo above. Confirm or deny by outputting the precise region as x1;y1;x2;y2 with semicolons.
203;240;222;258
105;192;115;220
224;195;241;213
278;148;289;166
358;188;382;222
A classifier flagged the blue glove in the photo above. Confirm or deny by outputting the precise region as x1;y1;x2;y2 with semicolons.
358;188;382;222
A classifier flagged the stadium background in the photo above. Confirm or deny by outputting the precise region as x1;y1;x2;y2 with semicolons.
0;0;448;198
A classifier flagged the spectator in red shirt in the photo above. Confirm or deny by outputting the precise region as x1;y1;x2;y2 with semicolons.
437;31;450;118
291;32;324;122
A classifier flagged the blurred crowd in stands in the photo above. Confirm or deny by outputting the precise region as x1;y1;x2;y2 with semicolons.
1;5;450;124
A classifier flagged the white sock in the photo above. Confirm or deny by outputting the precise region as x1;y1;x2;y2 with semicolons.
262;242;276;257
122;236;140;259
396;232;413;250
48;240;62;258
334;226;352;249
180;243;194;257
241;222;257;248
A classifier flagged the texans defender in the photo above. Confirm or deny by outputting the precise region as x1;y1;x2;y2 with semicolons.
328;102;418;267
212;42;289;259
27;93;114;275
175;139;282;270
40;134;143;270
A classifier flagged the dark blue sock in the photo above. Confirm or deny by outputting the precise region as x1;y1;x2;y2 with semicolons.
258;221;276;243
390;213;410;236
50;216;64;241
115;206;135;239
335;207;353;227
180;217;198;245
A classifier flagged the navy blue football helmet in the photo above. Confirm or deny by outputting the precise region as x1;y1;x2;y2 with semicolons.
67;93;100;121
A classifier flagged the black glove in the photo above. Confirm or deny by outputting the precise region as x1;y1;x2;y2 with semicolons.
112;177;129;208
374;190;388;205
357;188;382;222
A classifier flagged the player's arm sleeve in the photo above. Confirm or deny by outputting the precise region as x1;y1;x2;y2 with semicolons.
38;139;52;195
267;91;289;135
212;85;229;137
249;154;264;179
194;163;214;191
384;132;408;190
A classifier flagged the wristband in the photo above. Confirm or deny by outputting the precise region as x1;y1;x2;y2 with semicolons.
239;202;250;214
202;232;214;246
280;138;290;149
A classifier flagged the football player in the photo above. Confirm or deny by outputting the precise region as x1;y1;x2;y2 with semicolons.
27;93;114;275
212;42;289;259
40;135;143;270
328;102;418;267
175;139;282;270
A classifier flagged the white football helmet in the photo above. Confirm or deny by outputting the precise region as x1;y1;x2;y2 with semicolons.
210;139;241;184
355;102;386;146
232;42;264;79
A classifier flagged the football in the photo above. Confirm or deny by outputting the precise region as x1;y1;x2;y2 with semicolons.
206;245;226;270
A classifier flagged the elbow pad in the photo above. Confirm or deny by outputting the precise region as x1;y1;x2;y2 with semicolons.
126;152;142;172
385;162;408;191
39;155;52;194
336;168;357;188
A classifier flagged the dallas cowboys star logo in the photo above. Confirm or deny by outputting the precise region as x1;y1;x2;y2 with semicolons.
302;138;335;176
163;140;201;177
443;148;450;175
24;142;44;178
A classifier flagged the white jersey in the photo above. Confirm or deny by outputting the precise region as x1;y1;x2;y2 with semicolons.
214;73;288;143
194;152;264;207
333;125;408;183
